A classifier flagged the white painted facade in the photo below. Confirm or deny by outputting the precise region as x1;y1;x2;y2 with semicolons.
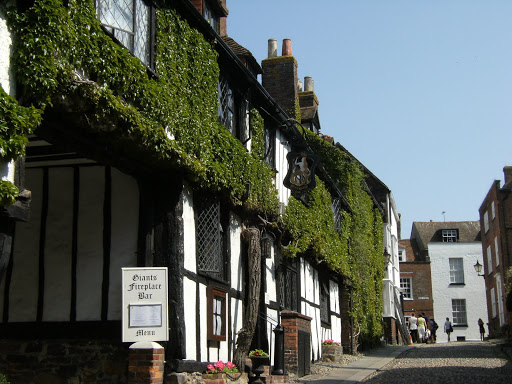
429;242;487;342
382;193;400;318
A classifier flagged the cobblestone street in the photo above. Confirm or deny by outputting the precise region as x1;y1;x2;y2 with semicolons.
362;342;512;383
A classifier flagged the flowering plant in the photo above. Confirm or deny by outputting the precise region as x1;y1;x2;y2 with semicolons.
206;360;239;374
322;339;342;346
249;349;269;357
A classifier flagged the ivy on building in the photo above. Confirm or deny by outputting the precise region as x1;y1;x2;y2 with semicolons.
2;0;277;216
3;0;384;343
282;130;385;343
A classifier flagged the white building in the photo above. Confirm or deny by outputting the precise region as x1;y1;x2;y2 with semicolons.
413;221;487;342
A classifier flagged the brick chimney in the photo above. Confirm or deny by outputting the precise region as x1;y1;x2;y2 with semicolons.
262;39;299;119
504;166;512;187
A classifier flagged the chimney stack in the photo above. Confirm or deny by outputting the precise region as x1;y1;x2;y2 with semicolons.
262;39;299;119
504;166;512;187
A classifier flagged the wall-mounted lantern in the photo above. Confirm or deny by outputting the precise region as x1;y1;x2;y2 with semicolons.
473;261;485;277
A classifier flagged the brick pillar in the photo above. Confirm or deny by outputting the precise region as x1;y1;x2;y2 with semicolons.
128;341;165;384
281;310;311;376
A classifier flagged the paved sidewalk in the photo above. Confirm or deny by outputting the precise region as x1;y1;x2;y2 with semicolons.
301;345;414;384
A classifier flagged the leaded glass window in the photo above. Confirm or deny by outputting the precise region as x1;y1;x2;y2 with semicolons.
96;0;153;67
196;200;225;281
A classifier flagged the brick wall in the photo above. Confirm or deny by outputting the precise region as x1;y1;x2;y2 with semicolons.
261;56;299;119
0;339;129;384
281;310;311;376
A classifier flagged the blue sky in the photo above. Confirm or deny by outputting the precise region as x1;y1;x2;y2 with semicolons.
227;1;512;238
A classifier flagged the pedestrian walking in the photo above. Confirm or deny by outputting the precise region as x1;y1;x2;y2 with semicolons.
409;313;418;343
444;317;453;342
429;317;438;343
478;318;485;341
417;314;426;343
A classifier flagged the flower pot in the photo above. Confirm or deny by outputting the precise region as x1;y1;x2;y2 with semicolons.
321;344;343;362
249;355;270;379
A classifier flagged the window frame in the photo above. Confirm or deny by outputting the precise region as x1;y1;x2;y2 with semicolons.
484;210;489;233
451;299;467;326
495;236;500;267
400;277;413;299
319;279;331;326
398;248;405;262
442;229;458;242
487;245;492;275
207;286;227;341
491;287;497;318
202;0;220;33
96;0;156;69
448;258;464;285
196;199;228;283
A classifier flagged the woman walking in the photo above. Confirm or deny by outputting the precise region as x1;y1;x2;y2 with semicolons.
478;318;485;341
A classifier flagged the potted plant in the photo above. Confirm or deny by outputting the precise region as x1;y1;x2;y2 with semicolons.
321;340;343;362
248;349;270;378
203;360;239;384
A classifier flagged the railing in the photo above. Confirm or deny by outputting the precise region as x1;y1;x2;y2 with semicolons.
394;290;411;345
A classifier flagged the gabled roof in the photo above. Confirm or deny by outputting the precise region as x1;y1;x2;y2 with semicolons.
411;221;481;251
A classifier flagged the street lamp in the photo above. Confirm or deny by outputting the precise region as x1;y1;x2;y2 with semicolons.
473;261;485;277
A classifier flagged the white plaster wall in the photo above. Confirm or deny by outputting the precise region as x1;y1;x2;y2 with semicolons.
109;168;139;319
184;276;197;360
229;213;242;291
429;242;487;342
265;242;277;303
275;130;291;207
0;13;16;183
76;167;107;321
6;166;139;322
0;11;13;96
182;184;197;273
231;296;243;357
199;283;208;360
6;168;43;321
43;168;73;321
300;259;321;361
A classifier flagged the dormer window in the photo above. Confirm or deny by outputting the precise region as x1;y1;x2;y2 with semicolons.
442;229;458;242
203;0;219;33
96;0;154;68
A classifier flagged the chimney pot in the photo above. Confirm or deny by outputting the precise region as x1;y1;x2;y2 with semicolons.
282;39;292;56
298;80;303;92
268;39;277;58
304;76;314;92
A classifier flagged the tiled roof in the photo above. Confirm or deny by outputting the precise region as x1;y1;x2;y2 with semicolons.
398;238;423;262
222;36;262;74
412;221;481;251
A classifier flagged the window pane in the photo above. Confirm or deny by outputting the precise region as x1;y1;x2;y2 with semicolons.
449;258;464;284
400;277;412;299
452;299;467;324
134;0;150;66
197;201;224;280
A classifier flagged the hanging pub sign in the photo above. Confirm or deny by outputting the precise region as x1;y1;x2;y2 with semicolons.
283;151;320;193
122;267;169;343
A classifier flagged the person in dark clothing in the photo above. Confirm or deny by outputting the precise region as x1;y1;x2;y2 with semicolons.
478;318;485;341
